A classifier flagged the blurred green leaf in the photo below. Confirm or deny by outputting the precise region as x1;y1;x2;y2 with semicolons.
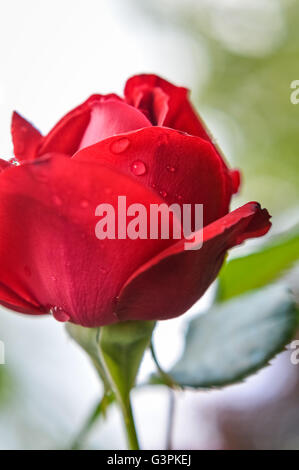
0;365;12;405
217;231;299;302
153;284;297;389
70;392;114;450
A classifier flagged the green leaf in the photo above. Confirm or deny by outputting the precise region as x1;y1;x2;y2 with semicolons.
159;284;297;389
217;231;299;302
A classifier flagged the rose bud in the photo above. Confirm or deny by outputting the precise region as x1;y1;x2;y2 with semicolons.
0;75;271;327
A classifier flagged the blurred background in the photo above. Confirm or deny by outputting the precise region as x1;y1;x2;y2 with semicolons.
0;0;299;449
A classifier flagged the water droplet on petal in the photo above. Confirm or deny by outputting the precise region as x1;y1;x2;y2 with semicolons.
160;190;168;198
50;306;70;323
166;165;176;173
110;137;130;154
131;160;147;176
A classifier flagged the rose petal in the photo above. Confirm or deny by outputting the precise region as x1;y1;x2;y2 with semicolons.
77;100;152;150
0;159;10;173
116;202;271;322
125;74;214;140
74;127;234;227
0;154;175;326
125;74;241;196
0;281;43;315
38;94;122;156
11;112;42;161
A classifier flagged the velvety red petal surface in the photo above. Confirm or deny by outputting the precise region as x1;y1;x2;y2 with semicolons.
0;154;175;326
74;127;234;228
0;281;42;315
77;100;152;150
116;203;271;322
125;74;240;196
11;112;42;161
0;159;10;172
125;74;216;141
38;94;122;157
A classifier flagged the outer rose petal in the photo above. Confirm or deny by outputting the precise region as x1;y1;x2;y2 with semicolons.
125;74;240;195
38;94;121;156
116;203;271;322
74;127;234;227
0;159;10;172
11;112;42;161
0;154;175;326
12;94;123;161
0;281;42;315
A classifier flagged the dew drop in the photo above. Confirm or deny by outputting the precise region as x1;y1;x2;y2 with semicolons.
166;165;176;173
131;160;147;176
159;190;168;198
110;137;130;154
50;306;70;323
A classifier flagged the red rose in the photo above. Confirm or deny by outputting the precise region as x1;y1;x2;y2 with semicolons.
0;74;270;327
